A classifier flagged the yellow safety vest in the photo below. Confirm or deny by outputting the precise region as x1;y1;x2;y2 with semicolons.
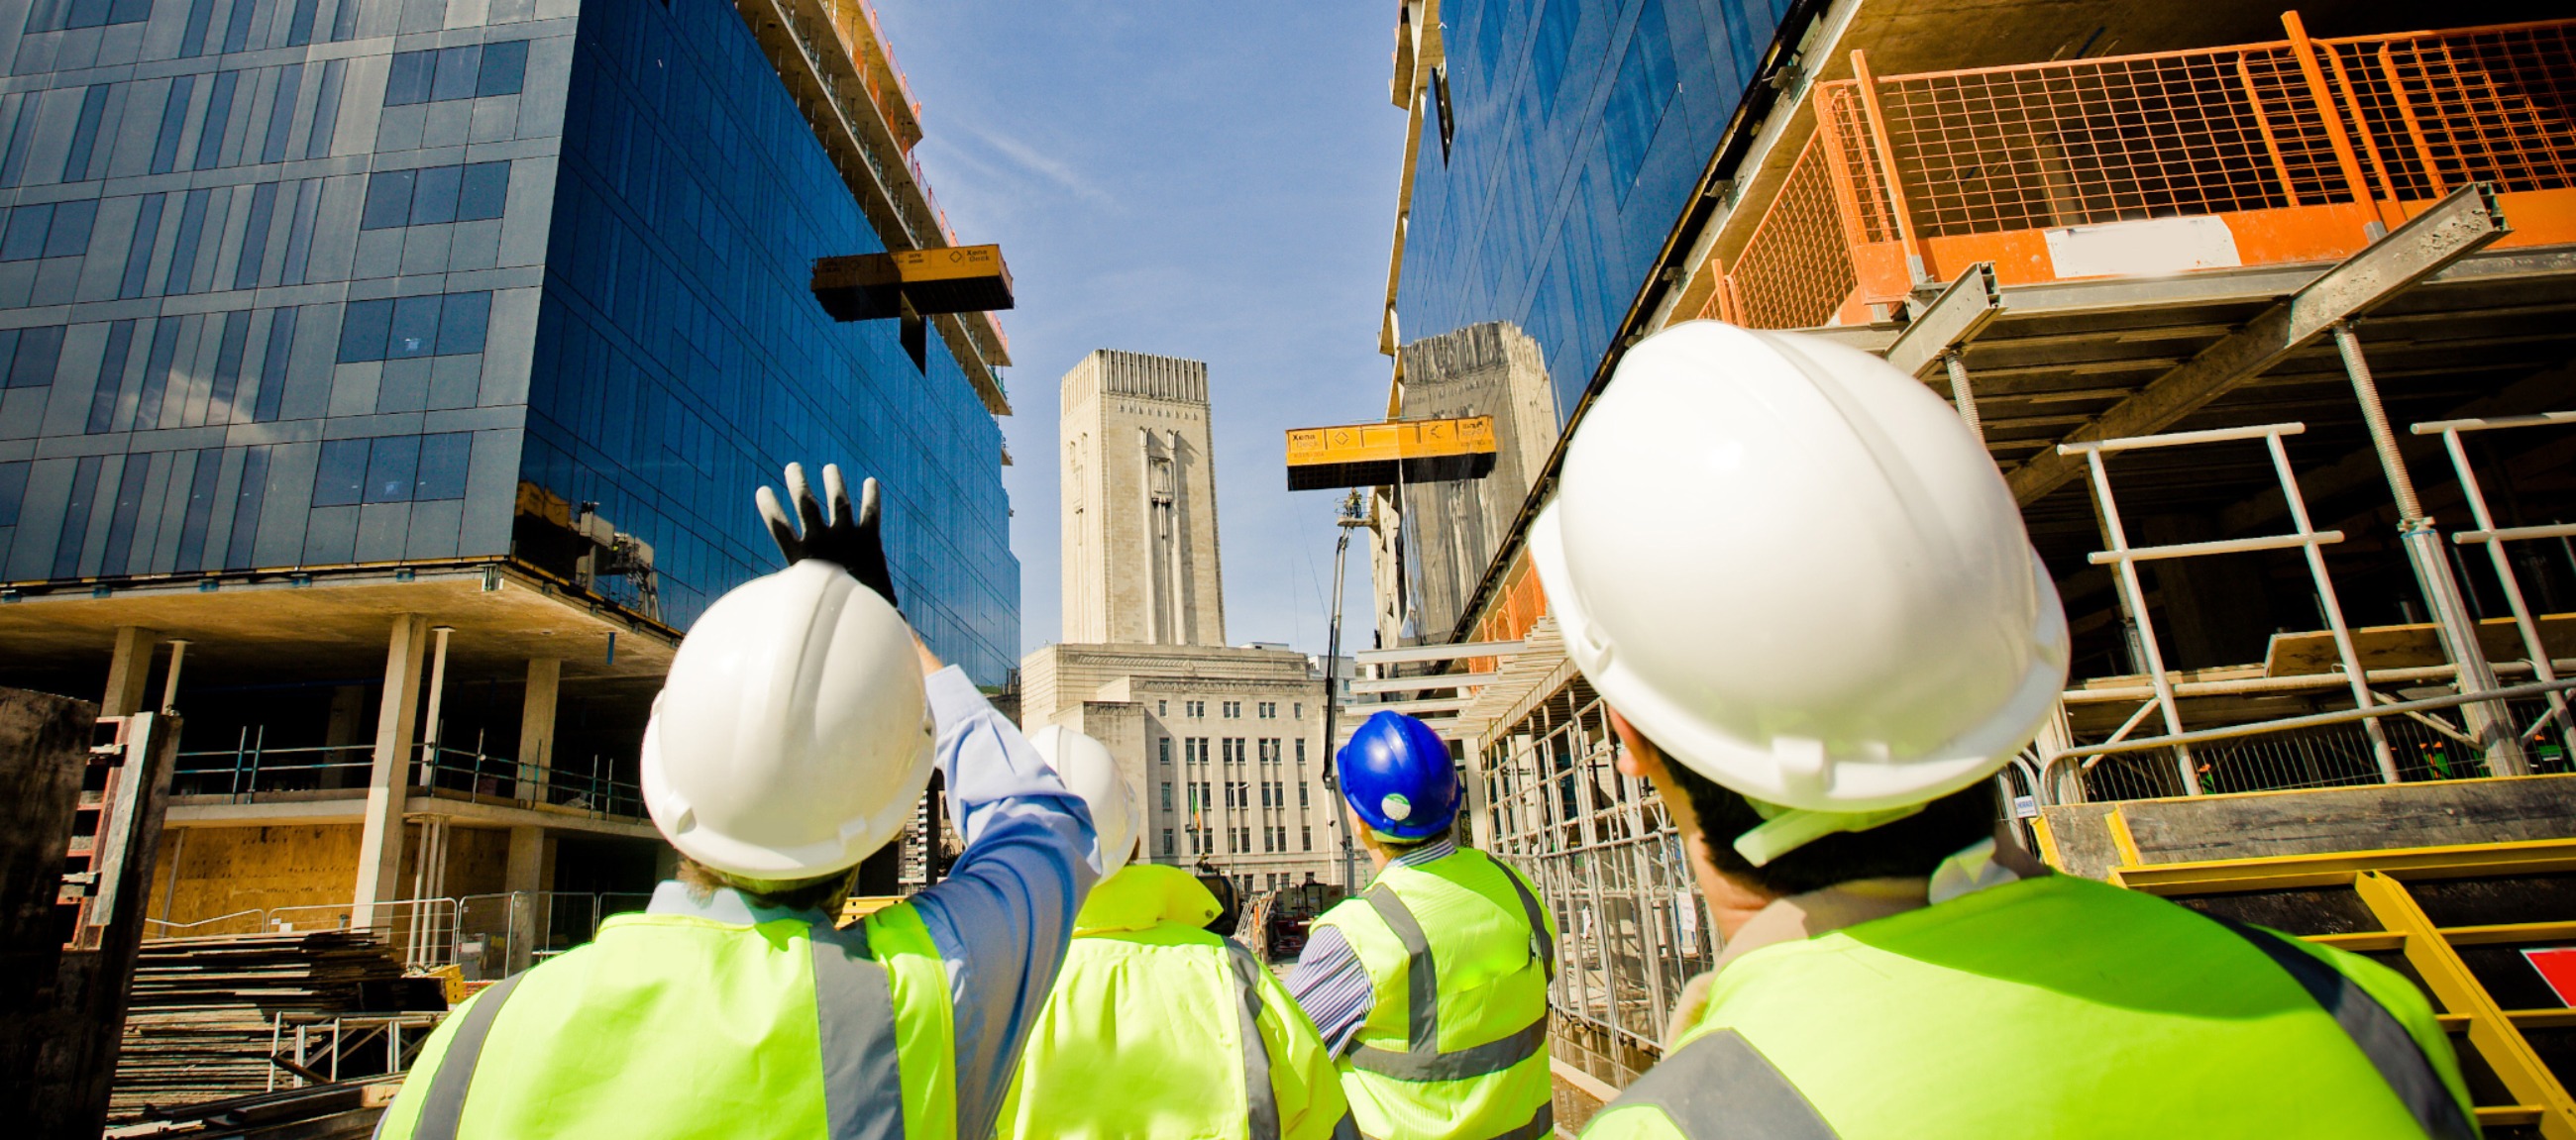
376;897;956;1140
997;863;1351;1140
1312;848;1556;1140
1581;874;2476;1139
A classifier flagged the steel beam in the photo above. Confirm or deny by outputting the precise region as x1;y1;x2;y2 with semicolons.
2006;184;2510;506
1355;640;1524;666
1349;672;1496;694
1884;262;2002;378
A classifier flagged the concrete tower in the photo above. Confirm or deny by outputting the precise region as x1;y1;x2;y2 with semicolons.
1060;351;1227;646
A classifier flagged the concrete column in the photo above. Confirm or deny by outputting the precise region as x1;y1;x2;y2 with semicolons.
518;659;562;804
101;626;161;717
353;615;431;929
415;627;454;785
158;639;190;712
504;825;546;975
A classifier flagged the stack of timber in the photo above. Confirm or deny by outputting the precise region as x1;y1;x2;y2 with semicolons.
105;1080;401;1140
110;932;412;1119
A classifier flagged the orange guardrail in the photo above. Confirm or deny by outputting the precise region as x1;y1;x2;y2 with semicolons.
1704;14;2576;328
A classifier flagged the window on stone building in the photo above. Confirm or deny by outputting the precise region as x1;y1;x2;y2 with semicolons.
1302;826;1313;851
1162;829;1174;857
1160;781;1172;811
1159;738;1171;765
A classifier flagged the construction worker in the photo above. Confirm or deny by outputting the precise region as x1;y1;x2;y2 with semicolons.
375;464;1099;1140
1534;322;2476;1138
1288;710;1556;1140
996;725;1355;1140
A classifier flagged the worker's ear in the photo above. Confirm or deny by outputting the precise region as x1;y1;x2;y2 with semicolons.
1607;708;1664;781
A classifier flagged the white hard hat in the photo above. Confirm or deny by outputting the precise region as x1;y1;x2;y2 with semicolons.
1532;322;2067;854
1026;724;1139;876
640;560;934;881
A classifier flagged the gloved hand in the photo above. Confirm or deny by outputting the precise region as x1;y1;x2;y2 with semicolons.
755;463;897;607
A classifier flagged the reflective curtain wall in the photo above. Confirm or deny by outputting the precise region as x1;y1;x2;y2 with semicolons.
520;0;1017;680
1397;0;1797;420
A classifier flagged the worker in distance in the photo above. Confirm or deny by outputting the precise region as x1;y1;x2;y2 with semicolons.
995;725;1355;1140
1539;323;2476;1138
375;463;1100;1140
1287;709;1559;1140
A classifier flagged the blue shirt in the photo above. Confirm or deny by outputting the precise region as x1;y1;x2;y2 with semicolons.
647;665;1099;1140
1285;837;1457;1055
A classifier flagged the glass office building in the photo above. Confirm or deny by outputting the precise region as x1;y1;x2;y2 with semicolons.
1394;0;1796;419
0;0;1019;681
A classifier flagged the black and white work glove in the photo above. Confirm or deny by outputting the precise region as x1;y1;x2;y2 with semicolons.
755;462;897;608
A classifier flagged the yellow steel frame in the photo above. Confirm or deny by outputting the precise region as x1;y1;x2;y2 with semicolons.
2109;839;2576;1137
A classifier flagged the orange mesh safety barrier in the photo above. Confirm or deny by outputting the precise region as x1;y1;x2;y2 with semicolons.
1713;15;2576;329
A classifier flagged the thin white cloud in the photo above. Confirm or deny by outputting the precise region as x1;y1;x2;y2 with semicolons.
939;117;1119;210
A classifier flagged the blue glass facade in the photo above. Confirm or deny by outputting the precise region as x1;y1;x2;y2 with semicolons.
0;0;1020;682
1396;0;1796;418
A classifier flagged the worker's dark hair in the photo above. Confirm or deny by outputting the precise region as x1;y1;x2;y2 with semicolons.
1648;745;1994;897
676;857;859;914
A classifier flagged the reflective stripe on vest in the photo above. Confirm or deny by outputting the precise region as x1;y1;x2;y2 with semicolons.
2210;917;2479;1140
411;972;526;1140
1345;866;1555;1082
1605;1029;1839;1139
1225;939;1284;1140
407;926;913;1140
810;922;910;1140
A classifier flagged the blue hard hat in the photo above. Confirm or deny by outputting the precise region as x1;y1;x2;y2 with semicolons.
1337;710;1459;840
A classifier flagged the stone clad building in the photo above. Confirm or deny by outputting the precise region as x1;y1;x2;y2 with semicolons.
1023;349;1343;894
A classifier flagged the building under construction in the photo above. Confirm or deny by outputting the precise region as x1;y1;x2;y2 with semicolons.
0;0;1016;1126
1360;0;2576;1133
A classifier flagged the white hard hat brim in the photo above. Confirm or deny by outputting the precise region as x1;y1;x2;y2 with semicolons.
1530;498;2068;814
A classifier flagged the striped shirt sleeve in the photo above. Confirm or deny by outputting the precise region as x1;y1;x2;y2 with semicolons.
1286;922;1374;1057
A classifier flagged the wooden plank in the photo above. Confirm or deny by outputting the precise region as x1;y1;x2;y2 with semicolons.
2104;776;2576;871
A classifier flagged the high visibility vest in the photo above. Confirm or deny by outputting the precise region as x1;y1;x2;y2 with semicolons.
1312;848;1556;1140
375;900;957;1140
1581;874;2477;1139
997;864;1351;1140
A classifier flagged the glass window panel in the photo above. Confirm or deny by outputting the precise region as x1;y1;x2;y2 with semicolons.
253;307;297;422
337;298;393;363
456;161;508;221
61;85;111;182
383;51;433;107
0;203;51;260
284;0;316;45
8;327;63;388
409;164;461;226
66;0;109;31
478;41;529;98
151;75;194;173
360;168;415;230
262;63;304;164
85;320;135;433
0;461;26;529
386;294;441;359
108;0;149;21
430;46;482;103
224;446;268;570
45;199;94;259
414;433;471;500
192;70;238;171
435;291;489;356
312;438;369;507
364;436;419;504
178;0;214;54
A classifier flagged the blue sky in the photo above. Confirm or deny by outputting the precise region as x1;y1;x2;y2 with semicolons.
870;2;1404;657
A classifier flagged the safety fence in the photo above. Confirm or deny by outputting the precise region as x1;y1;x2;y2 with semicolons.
2041;679;2576;805
172;728;645;820
1479;684;1716;1088
143;890;652;974
1702;15;2576;328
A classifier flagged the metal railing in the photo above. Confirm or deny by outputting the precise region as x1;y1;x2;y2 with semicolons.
145;891;654;973
1480;685;1714;1087
172;730;644;820
1708;15;2576;327
2039;677;2576;804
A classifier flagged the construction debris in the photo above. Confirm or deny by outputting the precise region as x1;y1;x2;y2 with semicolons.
105;1079;401;1140
111;932;436;1120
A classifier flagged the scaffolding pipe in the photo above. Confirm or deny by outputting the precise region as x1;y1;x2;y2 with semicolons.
2331;322;2526;775
2416;412;2576;760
